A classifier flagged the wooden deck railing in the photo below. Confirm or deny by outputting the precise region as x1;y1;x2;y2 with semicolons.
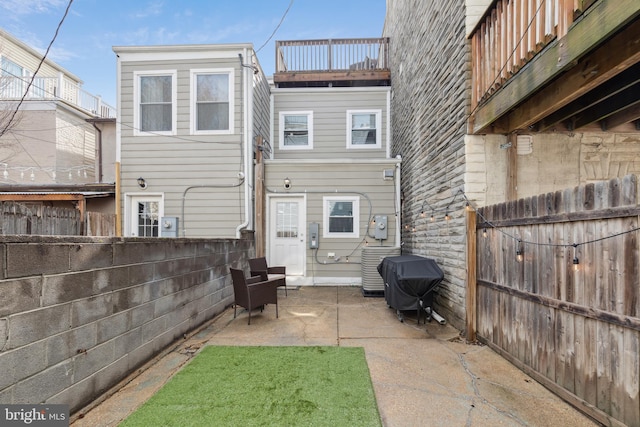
470;0;597;109
276;38;390;73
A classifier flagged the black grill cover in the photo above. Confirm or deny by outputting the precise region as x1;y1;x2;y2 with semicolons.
377;255;444;311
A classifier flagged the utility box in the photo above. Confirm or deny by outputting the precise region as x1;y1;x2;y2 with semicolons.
374;215;388;240
160;217;179;237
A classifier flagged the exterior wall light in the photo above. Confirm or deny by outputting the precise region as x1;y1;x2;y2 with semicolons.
137;177;147;189
283;177;292;190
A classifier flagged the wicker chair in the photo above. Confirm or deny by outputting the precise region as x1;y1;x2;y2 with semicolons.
248;257;287;296
230;268;279;325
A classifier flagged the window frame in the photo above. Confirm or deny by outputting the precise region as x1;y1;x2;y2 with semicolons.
133;70;177;136
346;109;382;149
279;111;314;150
190;68;234;135
322;196;360;239
124;193;164;237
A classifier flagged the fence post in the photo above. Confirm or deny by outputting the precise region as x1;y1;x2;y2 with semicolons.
466;207;477;342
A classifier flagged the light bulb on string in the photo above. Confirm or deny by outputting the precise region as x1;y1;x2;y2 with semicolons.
516;240;524;262
482;228;487;238
20;170;24;180
444;212;450;221
3;169;8;180
430;213;435;222
30;170;35;181
572;244;580;272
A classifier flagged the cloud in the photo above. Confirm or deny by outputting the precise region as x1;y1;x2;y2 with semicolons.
131;0;163;19
0;0;67;15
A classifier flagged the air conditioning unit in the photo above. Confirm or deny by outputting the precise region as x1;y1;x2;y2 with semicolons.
361;246;401;296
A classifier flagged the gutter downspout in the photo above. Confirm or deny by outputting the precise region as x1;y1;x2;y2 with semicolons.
91;122;103;182
235;48;253;238
114;52;122;236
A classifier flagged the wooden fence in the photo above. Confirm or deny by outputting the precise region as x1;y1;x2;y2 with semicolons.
472;175;639;427
0;202;115;236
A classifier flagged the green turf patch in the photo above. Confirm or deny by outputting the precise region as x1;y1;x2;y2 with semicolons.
120;346;381;427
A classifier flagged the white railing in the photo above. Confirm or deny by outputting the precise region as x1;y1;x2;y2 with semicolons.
0;75;116;118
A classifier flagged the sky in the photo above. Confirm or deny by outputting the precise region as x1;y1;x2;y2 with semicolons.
0;0;387;107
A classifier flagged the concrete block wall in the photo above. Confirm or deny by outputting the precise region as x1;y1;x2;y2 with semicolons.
0;234;254;413
384;0;469;329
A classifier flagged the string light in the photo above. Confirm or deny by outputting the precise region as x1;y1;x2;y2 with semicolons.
403;187;640;273
516;240;524;262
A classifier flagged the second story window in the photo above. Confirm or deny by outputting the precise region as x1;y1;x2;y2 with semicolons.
347;110;382;149
191;69;233;134
279;111;313;150
135;71;176;135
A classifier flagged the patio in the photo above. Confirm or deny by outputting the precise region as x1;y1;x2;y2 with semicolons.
72;286;596;426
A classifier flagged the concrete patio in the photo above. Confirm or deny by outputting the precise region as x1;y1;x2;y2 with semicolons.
72;286;597;426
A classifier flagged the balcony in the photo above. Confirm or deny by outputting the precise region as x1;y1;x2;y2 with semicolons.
274;38;390;87
469;0;640;134
0;74;116;119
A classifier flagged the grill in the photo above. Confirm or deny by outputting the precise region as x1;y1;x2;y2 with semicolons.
377;255;444;323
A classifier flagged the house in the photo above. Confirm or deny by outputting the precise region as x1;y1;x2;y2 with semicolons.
0;28;117;233
384;0;640;425
113;43;270;238
264;38;400;286
114;38;399;285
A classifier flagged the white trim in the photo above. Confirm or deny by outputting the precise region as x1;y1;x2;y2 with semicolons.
272;86;391;94
113;46;251;62
323;195;360;239
133;70;177;136
279;111;314;150
386;90;391;159
269;92;275;159
189;68;234;135
346;109;382;149
123;193;164;237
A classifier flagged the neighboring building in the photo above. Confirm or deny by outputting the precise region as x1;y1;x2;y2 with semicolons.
384;1;640;425
0;28;116;229
265;38;400;285
113;43;270;238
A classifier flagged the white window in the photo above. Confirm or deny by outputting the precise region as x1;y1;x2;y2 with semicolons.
190;69;234;134
134;70;176;135
279;111;313;150
323;196;359;238
347;110;382;149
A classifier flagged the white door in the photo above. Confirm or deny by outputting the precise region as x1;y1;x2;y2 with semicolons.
128;195;163;237
269;196;305;275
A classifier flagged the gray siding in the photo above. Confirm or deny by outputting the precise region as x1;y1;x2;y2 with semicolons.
252;62;271;146
118;52;250;238
265;160;399;279
272;88;390;160
384;0;469;329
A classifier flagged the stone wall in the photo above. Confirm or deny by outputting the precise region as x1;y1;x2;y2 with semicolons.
0;234;254;413
384;0;469;329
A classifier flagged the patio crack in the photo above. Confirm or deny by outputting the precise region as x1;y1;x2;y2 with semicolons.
457;352;528;426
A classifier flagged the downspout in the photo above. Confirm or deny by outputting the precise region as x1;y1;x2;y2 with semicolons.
91;121;103;182
395;156;402;247
235;49;254;238
114;52;122;236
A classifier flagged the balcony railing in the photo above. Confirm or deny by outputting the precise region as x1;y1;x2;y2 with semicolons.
0;75;116;119
274;38;390;85
470;0;597;109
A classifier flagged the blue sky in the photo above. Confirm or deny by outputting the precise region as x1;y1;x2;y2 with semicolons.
0;0;386;107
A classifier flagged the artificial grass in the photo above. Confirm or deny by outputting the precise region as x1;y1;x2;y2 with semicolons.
120;345;382;427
